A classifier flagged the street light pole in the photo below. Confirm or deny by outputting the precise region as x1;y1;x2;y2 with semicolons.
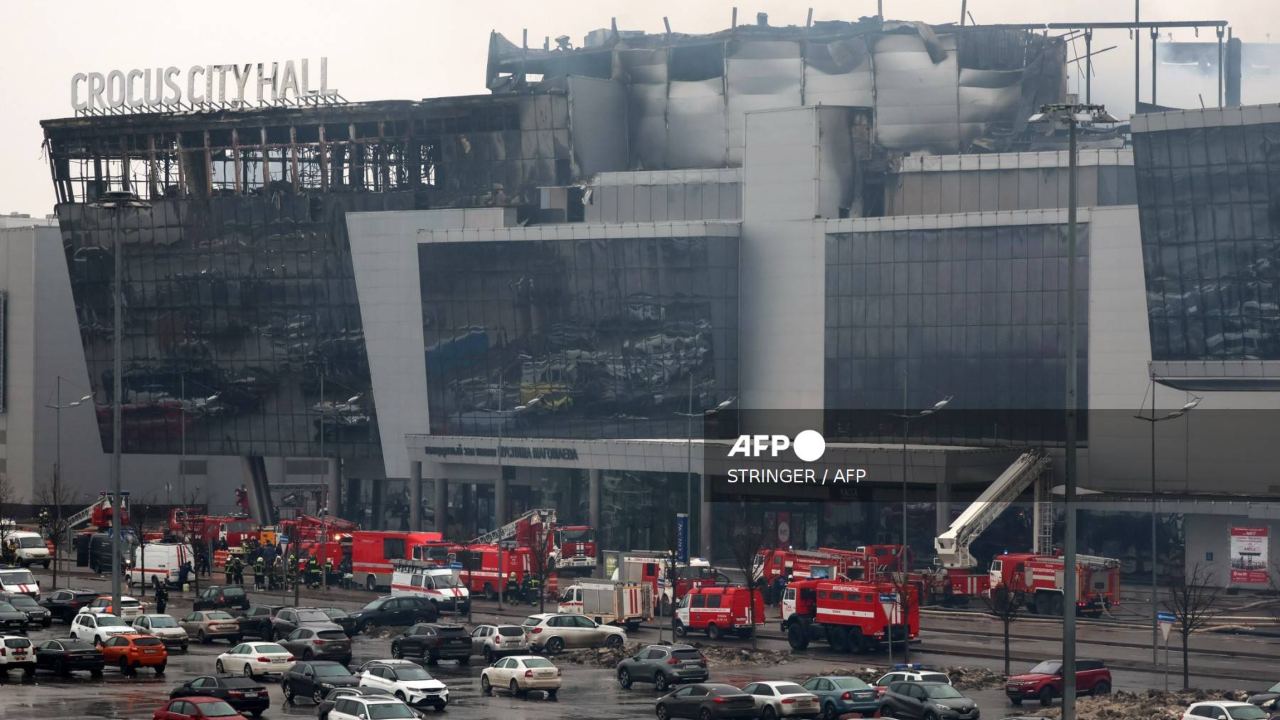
676;392;735;559
47;377;92;589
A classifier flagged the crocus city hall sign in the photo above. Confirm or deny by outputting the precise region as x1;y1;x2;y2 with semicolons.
71;58;339;114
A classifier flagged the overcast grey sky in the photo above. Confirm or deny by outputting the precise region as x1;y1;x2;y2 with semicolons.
3;0;1277;216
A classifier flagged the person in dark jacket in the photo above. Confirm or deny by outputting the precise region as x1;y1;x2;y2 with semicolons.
152;575;169;614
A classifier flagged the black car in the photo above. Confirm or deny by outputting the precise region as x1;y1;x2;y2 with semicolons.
1248;682;1280;712
617;644;709;691
391;623;471;665
85;531;138;574
317;606;359;636
270;607;337;640
193;585;250;611
170;674;271;717
348;596;439;632
39;589;101;623
0;593;52;627
655;683;758;719
882;681;980;720
33;638;104;677
237;605;283;639
315;687;396;720
283;660;360;705
0;602;27;632
279;626;353;664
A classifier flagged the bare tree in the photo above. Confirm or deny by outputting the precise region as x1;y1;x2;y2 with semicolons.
126;495;155;590
888;570;918;662
35;469;81;590
726;508;768;648
982;583;1028;676
527;521;553;613
1164;563;1223;689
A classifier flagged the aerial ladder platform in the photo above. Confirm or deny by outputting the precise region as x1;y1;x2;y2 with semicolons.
469;508;556;546
934;449;1052;569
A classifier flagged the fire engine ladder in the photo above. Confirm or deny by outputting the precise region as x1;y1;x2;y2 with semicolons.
66;493;129;530
469;508;556;546
1033;472;1054;556
934;449;1052;569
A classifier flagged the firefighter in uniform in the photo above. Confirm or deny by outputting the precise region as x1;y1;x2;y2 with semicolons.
252;556;264;590
271;556;284;590
324;558;335;588
223;555;234;585
307;557;320;589
506;571;519;602
522;574;540;606
288;554;298;590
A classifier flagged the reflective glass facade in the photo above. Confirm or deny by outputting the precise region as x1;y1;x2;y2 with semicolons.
419;236;738;438
1133;119;1280;360
824;225;1088;444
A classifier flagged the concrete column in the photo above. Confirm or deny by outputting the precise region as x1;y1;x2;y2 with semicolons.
326;459;341;519
495;468;508;531
409;462;423;531
588;469;602;574
371;479;385;530
699;474;713;560
433;478;448;534
935;477;952;539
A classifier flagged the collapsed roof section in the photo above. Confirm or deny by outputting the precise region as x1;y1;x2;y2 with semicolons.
487;18;1067;165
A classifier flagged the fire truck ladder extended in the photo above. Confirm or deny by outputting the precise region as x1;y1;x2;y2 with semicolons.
67;493;130;531
469;508;556;546
934;449;1052;569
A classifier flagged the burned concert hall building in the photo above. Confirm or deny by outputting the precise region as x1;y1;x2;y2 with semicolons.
37;15;1279;582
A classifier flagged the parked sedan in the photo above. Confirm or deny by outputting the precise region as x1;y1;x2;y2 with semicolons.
33;638;104;677
152;697;248;719
391;623;471;665
1246;681;1280;712
882;681;981;720
471;624;528;662
282;660;359;705
134;614;190;651
170;675;270;717
801;675;881;719
101;633;168;675
655;683;758;719
617;644;708;691
480;655;560;699
0;601;30;632
743;681;821;719
521;612;626;653
181;610;243;645
278;626;352;664
270;607;337;640
1;593;52;627
216;642;295;680
40;588;101;623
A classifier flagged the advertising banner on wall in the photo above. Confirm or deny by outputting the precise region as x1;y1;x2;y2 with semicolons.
1229;526;1269;584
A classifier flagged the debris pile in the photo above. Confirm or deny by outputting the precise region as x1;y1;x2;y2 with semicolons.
819;664;1004;690
1036;689;1252;720
558;642;793;668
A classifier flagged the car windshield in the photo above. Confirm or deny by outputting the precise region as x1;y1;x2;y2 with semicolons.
431;573;462;588
98;616;128;626
1028;661;1062;675
318;630;348;641
1227;706;1269;720
523;658;555;669
362;599;388;611
775;684;807;695
135;637;164;647
394;665;434;681
832;677;871;690
673;649;703;660
17;536;43;548
223;587;245;597
1269;683;1280;693
925;685;964;699
206;611;234;620
0;603;16;612
8;596;37;608
148;616;178;628
297;610;329;622
120;599;141;607
367;703;417;719
498;626;524;637
0;571;36;585
921;673;950;684
3;638;31;648
314;664;353;677
321;608;348;618
558;528;592;542
196;700;239;716
255;644;288;654
521;616;541;627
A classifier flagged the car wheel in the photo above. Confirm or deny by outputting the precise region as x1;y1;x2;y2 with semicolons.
923;712;938;720
23;665;34;679
1010;697;1023;706
56;659;69;676
656;704;670;720
90;667;103;679
313;687;325;704
391;642;403;659
284;683;295;704
547;689;558;700
510;679;521;697
481;675;492;695
41;619;51;628
545;637;564;654
365;575;376;592
762;707;778;720
396;691;406;702
458;655;470;666
673;620;687;637
303;649;315;660
699;710;713;720
229;635;242;645
243;663;254;679
118;658;131;676
1094;681;1111;696
216;660;225;674
201;630;211;645
1038;687;1055;706
426;652;438;665
618;669;632;689
655;673;669;691
823;701;838;720
484;647;494;664
706;623;722;641
265;628;274;642
604;634;623;649
155;662;165;676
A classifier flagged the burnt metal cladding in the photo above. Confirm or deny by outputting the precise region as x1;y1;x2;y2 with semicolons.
418;236;739;439
42;97;574;456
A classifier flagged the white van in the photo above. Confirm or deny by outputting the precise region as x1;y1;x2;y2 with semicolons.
390;561;470;613
0;568;40;598
5;532;50;569
128;542;194;588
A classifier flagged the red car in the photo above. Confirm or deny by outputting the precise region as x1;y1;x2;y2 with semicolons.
153;697;247;719
1005;659;1111;706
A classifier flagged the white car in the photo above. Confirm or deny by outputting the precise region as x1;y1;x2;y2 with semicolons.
81;595;146;622
471;624;528;662
0;568;40;598
521;612;626;653
875;667;952;687
1183;701;1270;720
215;641;295;679
132;614;189;651
742;680;822;718
328;696;419;720
70;612;134;645
5;531;51;568
0;634;35;677
357;659;449;710
480;655;561;699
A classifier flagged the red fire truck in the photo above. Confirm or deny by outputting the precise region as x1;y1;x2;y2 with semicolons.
549;524;597;573
989;552;1120;617
351;530;444;591
674;585;767;640
613;552;731;611
490;509;597;575
780;579;919;653
168;509;257;547
449;543;534;599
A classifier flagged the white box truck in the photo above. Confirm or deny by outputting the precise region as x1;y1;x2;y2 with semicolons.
558;581;653;630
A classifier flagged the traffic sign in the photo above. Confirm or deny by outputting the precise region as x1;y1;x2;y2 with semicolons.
1158;611;1176;642
675;514;689;564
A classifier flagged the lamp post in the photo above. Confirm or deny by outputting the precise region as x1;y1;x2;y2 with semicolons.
1028;103;1117;720
89;190;151;619
889;387;950;664
1134;379;1200;665
676;385;735;557
46;377;92;586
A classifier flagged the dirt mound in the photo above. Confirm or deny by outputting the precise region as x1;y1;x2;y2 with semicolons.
1034;689;1253;720
558;641;794;668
